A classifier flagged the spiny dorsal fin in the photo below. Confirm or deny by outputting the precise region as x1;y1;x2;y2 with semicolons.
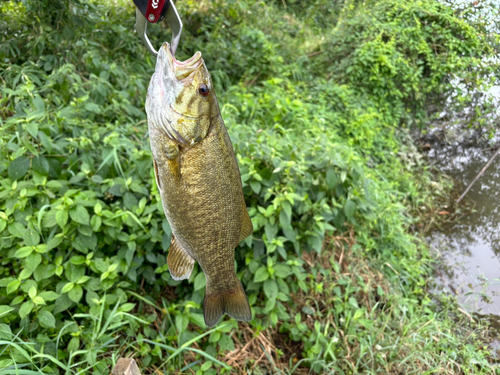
167;236;195;281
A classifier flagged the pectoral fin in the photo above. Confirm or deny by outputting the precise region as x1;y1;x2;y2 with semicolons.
153;157;162;192
167;236;195;280
238;202;253;242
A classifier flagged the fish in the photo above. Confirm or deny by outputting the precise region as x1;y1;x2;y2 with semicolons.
145;42;253;327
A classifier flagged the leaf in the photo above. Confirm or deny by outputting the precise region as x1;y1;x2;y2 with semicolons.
125;247;135;266
265;222;278;243
42;209;57;228
0;219;6;233
250;181;261;194
32;296;46;305
68;337;80;352
348;297;359;309
25;122;39;138
91;215;102;231
19;268;33;280
201;361;213;371
326;169;338;189
189;313;205;328
28;286;37;299
38;291;59;302
0;323;12;340
0;278;15;287
23;227;40;247
194;272;206;291
0;306;14;319
282;201;292;220
264;297;276;312
11;296;24;305
56;209;69;229
273;264;292;278
162;219;172;238
279;209;290;227
68;284;83;303
8;222;25;238
218;334;235;351
54;293;74;314
66;263;85;283
61;282;75;294
70;205;90;225
263;279;278;300
8;156;30;180
14;246;34;258
76;275;90;284
33;95;45;111
78;224;93;237
47;236;63;250
254;267;269;283
124;192;138;210
19;301;34;319
35;244;48;253
7;279;20;294
175;314;189;333
46;180;63;189
38;131;53;153
32;156;49;176
344;200;357;220
38;310;56;328
119;303;136;312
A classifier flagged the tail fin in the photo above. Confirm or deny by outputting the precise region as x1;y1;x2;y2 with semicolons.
203;280;252;327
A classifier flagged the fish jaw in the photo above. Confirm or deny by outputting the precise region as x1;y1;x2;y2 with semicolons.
146;43;217;147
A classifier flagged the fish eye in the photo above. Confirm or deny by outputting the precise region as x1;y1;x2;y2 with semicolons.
198;83;210;97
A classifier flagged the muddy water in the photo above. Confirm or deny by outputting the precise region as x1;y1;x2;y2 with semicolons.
427;82;500;318
428;144;500;316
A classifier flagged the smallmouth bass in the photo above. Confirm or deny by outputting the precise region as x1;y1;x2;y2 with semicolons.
145;43;253;327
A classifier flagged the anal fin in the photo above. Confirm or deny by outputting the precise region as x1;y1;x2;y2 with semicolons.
238;202;253;242
167;236;195;281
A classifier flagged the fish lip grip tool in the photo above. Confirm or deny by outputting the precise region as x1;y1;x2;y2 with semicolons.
133;0;183;57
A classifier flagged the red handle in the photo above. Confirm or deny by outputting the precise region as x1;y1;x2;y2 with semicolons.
145;0;166;23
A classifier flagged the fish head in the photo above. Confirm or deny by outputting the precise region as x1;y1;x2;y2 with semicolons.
146;42;218;147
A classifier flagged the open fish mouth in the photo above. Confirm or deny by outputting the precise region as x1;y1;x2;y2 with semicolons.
147;43;208;147
159;43;202;81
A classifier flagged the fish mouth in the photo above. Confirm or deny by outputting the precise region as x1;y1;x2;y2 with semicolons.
160;43;203;81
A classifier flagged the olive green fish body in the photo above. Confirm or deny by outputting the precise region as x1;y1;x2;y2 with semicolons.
146;43;253;327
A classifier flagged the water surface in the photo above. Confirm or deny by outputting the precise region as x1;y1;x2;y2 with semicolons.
428;144;500;315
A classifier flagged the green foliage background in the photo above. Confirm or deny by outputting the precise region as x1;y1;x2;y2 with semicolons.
0;0;499;373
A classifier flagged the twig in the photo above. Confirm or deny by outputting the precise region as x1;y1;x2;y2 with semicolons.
457;146;500;203
306;51;324;58
245;72;262;87
480;145;499;152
